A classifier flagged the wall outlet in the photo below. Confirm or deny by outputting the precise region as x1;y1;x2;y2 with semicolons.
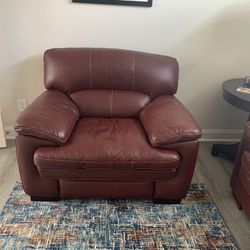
17;99;27;112
4;126;15;139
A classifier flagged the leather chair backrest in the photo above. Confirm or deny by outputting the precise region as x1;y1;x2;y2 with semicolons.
44;48;179;118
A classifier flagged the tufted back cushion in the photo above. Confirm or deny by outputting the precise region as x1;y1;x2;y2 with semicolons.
44;48;178;117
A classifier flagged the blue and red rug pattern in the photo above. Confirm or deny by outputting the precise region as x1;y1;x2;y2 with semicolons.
0;183;238;249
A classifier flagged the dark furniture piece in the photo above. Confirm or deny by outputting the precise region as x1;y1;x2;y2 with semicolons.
15;48;201;203
211;78;250;161
231;122;250;219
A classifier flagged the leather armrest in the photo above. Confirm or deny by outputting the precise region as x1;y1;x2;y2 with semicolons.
140;96;202;147
15;90;79;145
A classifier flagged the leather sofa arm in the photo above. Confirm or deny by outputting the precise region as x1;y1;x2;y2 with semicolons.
140;96;202;147
15;90;79;145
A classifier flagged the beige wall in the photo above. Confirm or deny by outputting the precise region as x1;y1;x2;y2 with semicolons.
1;0;250;133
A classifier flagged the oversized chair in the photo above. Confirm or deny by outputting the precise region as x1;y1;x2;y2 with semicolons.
231;122;250;219
15;48;201;203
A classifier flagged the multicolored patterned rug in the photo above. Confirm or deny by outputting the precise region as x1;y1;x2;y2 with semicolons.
0;183;238;249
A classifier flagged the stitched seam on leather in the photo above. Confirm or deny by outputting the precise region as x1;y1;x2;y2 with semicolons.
42;176;175;182
59;179;172;183
35;157;180;164
110;90;114;118
90;48;93;89
152;136;201;146
39;166;177;169
147;130;201;145
154;133;201;143
40;168;177;173
131;52;136;90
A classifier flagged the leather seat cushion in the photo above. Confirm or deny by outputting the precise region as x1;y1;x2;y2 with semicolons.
34;118;180;181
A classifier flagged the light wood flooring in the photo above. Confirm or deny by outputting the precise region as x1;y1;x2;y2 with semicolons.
0;141;250;249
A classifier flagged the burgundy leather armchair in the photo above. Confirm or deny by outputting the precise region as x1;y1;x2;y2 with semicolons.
15;48;201;203
231;122;250;219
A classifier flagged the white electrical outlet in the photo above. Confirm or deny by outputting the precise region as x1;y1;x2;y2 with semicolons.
17;99;27;112
4;126;15;139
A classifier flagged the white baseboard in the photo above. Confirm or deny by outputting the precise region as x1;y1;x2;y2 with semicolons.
201;129;243;142
3;126;244;142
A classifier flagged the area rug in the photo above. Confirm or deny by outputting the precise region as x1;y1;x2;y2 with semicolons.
0;183;238;249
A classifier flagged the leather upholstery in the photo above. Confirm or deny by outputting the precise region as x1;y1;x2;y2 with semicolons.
34;118;180;181
15;135;59;197
70;90;150;118
155;140;199;199
44;48;178;98
15;48;201;201
140;96;202;146
240;152;250;196
15;90;79;145
231;122;250;219
60;181;154;199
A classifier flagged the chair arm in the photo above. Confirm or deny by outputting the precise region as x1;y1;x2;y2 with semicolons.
15;90;79;145
140;96;202;147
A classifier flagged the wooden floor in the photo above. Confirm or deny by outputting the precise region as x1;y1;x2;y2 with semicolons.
0;141;250;248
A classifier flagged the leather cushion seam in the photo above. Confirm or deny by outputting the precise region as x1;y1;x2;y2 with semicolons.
148;132;201;146
35;157;180;164
39;168;177;172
